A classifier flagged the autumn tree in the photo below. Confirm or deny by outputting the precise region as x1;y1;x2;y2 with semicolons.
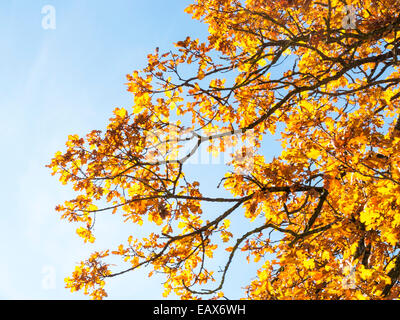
47;0;400;299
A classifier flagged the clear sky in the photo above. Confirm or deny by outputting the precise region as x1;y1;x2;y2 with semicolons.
0;0;282;299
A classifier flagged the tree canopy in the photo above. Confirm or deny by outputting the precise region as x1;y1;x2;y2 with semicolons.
47;0;400;299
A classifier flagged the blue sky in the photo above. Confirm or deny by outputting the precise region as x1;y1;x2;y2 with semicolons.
0;1;282;299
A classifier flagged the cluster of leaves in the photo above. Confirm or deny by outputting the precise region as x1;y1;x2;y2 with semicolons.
48;0;400;299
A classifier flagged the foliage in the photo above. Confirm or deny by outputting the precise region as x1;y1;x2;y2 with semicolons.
47;0;400;299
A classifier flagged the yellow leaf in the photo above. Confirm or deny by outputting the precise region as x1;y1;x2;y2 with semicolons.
133;104;144;113
257;59;267;67
223;219;231;229
115;108;127;117
178;221;186;229
304;259;315;269
306;149;320;160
